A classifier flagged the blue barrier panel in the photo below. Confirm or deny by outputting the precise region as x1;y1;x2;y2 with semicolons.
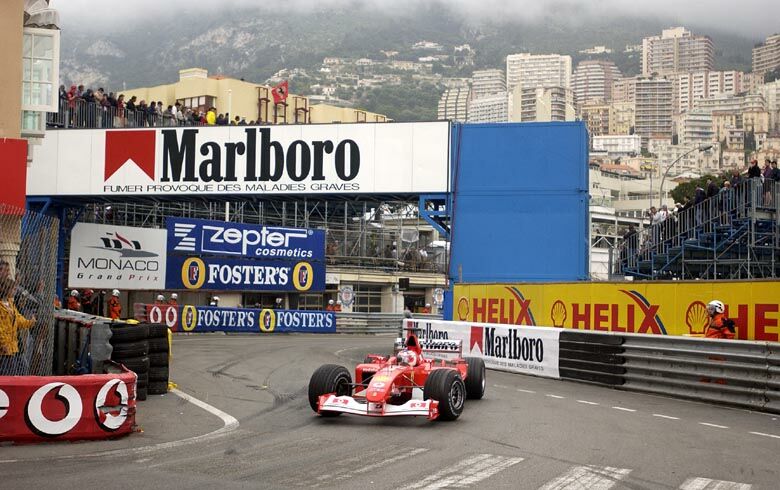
166;255;326;291
171;305;336;333
167;217;325;261
449;122;589;284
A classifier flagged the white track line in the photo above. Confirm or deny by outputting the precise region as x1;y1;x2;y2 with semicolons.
516;388;536;394
315;447;429;485
546;394;565;399
612;406;636;412
748;431;780;439
0;388;239;463
577;400;599;406
539;465;631;490
679;477;751;489
653;414;680;420
699;422;729;429
407;454;524;489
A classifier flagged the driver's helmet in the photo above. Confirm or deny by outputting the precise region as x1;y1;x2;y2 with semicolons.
397;349;418;366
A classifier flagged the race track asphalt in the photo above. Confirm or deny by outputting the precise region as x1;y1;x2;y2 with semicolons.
2;334;778;489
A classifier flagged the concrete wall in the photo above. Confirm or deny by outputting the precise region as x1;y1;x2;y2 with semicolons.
0;0;24;139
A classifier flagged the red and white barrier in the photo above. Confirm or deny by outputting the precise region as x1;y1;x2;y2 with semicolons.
0;369;137;443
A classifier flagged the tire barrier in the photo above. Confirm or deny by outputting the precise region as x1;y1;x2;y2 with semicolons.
407;319;780;415
109;323;170;401
0;363;137;443
53;311;115;376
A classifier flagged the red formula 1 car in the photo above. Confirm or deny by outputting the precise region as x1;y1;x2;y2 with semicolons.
308;331;485;421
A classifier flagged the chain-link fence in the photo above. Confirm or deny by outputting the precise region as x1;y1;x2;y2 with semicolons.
0;204;59;376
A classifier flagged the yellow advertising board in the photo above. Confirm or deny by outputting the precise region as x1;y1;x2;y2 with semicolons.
453;281;780;341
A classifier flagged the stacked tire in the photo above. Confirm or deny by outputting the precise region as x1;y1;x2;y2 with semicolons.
147;324;170;395
109;324;150;401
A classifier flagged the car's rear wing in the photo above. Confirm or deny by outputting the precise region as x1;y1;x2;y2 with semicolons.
397;322;462;359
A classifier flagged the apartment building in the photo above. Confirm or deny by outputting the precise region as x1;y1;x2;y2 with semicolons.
506;53;572;91
608;102;635;135
760;80;780;134
468;92;509;123
679;110;715;147
642;27;714;76
592;135;642;155
471;69;506;99
677;71;745;113
634;77;674;143
580;101;611;136
572;60;622;106
437;87;470;122
511;86;575;122
753;33;780;76
612;77;637;103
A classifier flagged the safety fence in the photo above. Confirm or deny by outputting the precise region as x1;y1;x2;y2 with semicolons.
0;204;58;376
406;319;779;414
47;98;208;129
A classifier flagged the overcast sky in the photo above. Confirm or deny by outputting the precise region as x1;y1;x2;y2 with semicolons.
51;0;779;37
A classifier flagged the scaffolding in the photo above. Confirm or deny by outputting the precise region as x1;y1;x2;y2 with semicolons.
616;178;780;280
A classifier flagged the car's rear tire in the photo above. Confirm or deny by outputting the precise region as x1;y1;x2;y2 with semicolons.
308;364;352;416
424;369;466;421
464;357;486;399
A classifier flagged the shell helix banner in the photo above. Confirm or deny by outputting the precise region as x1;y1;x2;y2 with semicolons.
140;304;336;333
452;282;780;342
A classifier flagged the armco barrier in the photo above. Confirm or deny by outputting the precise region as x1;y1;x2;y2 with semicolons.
338;313;442;335
0;364;137;443
409;318;779;414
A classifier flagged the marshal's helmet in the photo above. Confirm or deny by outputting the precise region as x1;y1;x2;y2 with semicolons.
707;300;725;315
70;290;79;297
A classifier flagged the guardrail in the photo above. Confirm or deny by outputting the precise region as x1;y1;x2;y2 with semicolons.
556;330;778;414
337;313;442;335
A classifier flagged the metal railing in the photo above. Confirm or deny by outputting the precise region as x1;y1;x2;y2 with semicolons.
616;178;780;279
47;98;208;129
558;329;779;414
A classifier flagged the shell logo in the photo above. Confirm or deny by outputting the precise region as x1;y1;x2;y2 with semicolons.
685;301;709;335
456;297;469;321
550;300;567;327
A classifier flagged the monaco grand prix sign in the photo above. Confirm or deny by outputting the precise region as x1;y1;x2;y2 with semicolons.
27;122;450;197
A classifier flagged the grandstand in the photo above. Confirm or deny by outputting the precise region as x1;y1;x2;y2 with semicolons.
616;179;780;280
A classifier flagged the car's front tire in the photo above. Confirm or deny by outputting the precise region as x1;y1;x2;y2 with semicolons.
308;364;352;416
423;369;466;421
464;357;486;399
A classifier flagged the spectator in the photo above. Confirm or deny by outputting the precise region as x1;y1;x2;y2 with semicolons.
763;159;774;206
730;169;742;188
694;186;706;226
748;159;761;179
238;117;247;126
0;277;36;375
216;113;227;126
719;181;733;224
116;94;126;127
163;105;175;126
206;107;216;125
76;84;84;97
706;179;719;199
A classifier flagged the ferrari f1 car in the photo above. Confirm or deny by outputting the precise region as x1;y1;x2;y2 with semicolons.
308;329;485;421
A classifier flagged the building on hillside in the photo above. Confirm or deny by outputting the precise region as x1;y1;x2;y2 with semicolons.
470;69;506;99
580;101;611;136
753;33;780;76
505;53;572;91
634;77;674;144
677;71;746;113
123;68;310;124
759;80;780;134
467;92;508;123
652;141;719;175
437;87;470;122
592;135;642;156
608;102;635;135
678;109;715;147
309;104;389;123
641;27;714;76
572;60;621;107
612;77;637;103
511;86;575;122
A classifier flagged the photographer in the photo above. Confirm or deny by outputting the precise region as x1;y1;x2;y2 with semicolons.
704;300;735;339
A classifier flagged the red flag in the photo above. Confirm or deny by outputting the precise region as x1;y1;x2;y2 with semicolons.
272;81;289;104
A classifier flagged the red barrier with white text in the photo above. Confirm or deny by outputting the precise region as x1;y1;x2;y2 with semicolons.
0;369;137;443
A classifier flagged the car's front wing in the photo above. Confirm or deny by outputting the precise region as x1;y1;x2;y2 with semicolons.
318;394;439;420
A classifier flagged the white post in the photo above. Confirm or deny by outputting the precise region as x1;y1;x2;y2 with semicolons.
227;89;233;120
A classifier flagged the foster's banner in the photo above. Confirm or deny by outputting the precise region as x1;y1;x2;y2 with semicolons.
27;122;449;197
68;223;167;290
140;303;335;333
166;255;324;291
167;217;325;260
453;282;780;341
406;319;560;379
